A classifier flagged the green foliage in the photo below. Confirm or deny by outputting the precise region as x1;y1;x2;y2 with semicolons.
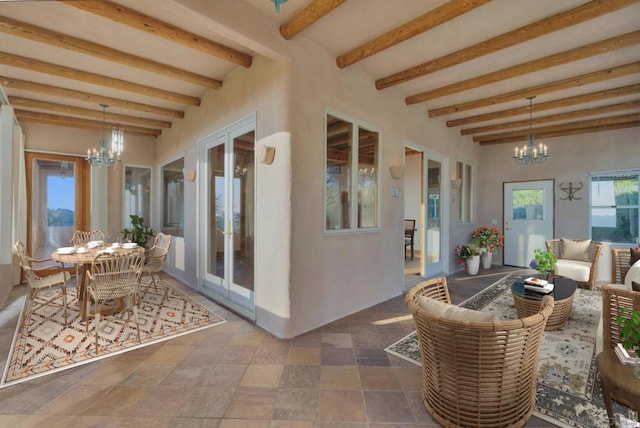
530;248;556;273
121;215;155;247
617;307;640;353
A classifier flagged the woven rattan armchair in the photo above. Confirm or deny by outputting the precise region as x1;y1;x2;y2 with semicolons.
406;277;554;428
600;284;640;351
546;238;603;290
71;230;105;246
611;248;632;284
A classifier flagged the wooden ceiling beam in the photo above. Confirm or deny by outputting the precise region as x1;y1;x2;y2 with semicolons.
0;75;184;118
8;96;172;129
479;120;640;145
0;16;222;89
461;100;640;135
337;0;490;69
406;30;640;105
447;83;640;127
280;0;346;40
473;113;640;143
0;51;200;106
376;0;640;89
62;0;252;68
430;61;640;117
14;109;162;137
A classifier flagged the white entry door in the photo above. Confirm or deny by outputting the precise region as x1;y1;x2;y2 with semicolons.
503;180;554;267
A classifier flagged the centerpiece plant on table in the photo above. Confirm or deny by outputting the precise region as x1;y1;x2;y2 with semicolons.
529;248;557;279
121;214;156;248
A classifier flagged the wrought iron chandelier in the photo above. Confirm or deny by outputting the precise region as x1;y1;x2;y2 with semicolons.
86;104;123;168
512;96;549;165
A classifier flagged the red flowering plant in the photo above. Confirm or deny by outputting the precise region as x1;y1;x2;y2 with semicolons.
470;226;504;254
454;240;481;268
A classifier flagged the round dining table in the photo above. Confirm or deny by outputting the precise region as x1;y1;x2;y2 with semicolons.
51;244;142;321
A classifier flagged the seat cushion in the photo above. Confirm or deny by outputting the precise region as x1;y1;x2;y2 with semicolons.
417;295;495;322
560;238;591;262
555;259;591;282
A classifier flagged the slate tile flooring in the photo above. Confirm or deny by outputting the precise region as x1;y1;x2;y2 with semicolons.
0;268;556;427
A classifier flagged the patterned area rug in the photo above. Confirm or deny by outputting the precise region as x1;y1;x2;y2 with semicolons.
1;278;225;388
386;272;634;428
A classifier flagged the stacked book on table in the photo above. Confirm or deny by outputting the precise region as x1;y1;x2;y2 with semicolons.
523;277;555;294
615;343;637;366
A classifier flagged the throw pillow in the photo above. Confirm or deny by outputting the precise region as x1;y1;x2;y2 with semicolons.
561;238;591;262
633;281;640;292
630;247;640;267
417;295;495;322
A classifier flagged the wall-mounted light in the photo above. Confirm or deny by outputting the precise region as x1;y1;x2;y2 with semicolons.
389;165;404;180
182;168;196;182
257;144;276;165
451;177;462;189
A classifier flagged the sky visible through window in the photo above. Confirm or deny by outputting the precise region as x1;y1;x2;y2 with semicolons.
47;176;74;210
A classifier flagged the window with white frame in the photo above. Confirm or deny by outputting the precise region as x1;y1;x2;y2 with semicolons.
590;169;639;243
456;161;473;223
325;112;379;231
123;166;151;229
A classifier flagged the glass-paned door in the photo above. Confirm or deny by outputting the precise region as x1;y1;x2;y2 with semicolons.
25;153;89;266
200;121;256;318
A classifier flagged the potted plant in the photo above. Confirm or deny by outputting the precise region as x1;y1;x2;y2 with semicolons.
617;307;640;377
529;248;557;279
121;214;156;248
455;240;482;275
471;226;504;269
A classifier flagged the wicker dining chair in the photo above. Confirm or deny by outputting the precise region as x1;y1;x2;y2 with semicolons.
142;233;172;301
405;277;554;428
71;229;105;246
13;241;70;331
85;249;144;353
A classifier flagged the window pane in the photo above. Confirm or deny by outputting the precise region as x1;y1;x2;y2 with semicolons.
357;127;378;228
124;166;151;229
590;172;639;243
326;115;352;230
512;189;544;220
162;158;184;237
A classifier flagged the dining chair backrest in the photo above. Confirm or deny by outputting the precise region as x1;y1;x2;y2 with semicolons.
89;250;144;301
72;230;105;246
13;241;34;280
146;233;172;272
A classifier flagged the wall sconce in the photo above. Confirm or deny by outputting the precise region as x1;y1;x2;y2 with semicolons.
389;165;404;180
257;144;276;165
182;168;196;182
451;177;462;189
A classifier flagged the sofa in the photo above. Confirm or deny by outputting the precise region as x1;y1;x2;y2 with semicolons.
546;238;603;290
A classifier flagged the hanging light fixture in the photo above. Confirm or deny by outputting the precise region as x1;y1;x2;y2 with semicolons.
512;96;549;165
272;0;287;12
86;104;123;168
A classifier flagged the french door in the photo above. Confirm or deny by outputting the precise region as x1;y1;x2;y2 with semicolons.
503;180;554;267
198;117;256;318
25;153;90;265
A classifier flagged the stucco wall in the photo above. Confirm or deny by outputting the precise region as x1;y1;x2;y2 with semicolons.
478;127;640;281
285;38;479;337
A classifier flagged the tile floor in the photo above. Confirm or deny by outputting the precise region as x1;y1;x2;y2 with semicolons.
0;269;556;427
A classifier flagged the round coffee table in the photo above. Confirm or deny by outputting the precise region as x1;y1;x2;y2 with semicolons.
511;276;578;330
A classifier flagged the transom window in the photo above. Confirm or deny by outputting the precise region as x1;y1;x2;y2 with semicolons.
325;112;380;232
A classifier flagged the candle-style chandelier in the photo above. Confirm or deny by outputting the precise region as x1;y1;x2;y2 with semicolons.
86;104;123;168
512;96;549;165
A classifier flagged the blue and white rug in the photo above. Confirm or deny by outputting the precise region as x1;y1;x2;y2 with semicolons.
386;272;634;428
